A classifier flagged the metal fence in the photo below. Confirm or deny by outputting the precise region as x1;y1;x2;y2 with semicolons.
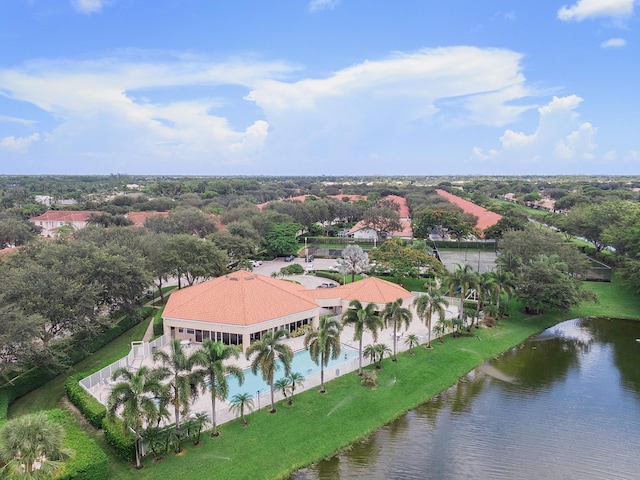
79;335;168;392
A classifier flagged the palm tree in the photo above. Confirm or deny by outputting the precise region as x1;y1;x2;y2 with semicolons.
230;393;254;426
496;250;522;274
286;372;305;405
342;300;383;375
106;365;166;469
274;377;291;403
152;339;201;433
477;271;500;315
246;328;293;413
0;412;73;478
374;343;392;368
363;343;378;367
142;426;165;461
189;412;210;445
446;263;479;328
491;270;515;317
191;339;244;437
413;287;449;349
381;298;412;361
304;316;342;393
404;333;419;353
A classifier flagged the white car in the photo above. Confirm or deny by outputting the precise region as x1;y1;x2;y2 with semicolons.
251;260;262;267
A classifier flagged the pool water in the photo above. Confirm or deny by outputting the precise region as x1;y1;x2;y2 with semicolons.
224;346;359;400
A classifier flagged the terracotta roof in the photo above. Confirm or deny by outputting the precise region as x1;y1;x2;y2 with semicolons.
163;270;319;326
333;277;413;305
435;189;502;235
384;195;410;219
126;211;169;226
329;194;367;202
30;210;97;222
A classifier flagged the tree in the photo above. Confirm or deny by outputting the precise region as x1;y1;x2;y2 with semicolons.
336;244;370;282
369;238;445;285
263;222;302;257
107;366;166;469
153;339;202;433
230;393;254;426
0;215;38;248
286;372;305;405
413;287;449;348
404;334;419;353
341;300;383;375
412;209;477;239
0;412;73;478
274;377;291;403
304;316;343;393
381;298;412;361
246;329;293;413
445;263;479;327
361;199;402;238
164;235;228;287
516;256;596;314
191;340;244;437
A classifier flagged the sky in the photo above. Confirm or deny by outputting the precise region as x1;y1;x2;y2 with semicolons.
0;0;639;176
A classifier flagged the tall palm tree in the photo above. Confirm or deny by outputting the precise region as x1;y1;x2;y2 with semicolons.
246;328;293;413
106;365;166;469
304;316;343;393
342;300;383;375
477;271;500;324
492;270;515;316
152;339;201;432
446;263;480;327
191;339;244;437
0;412;73;478
381;298;412;361
230;393;254;426
413;287;449;348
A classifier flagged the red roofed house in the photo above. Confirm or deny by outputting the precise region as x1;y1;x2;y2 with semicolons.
125;211;169;227
435;189;502;236
29;210;99;237
162;270;413;352
347;195;413;240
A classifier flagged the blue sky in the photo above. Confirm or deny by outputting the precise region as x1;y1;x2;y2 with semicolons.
0;0;639;176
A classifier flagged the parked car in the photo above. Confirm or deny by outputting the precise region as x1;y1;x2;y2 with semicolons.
317;282;337;288
284;255;295;262
251;260;262;267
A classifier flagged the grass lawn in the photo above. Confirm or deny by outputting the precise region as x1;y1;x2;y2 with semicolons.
8;277;638;479
7;317;151;418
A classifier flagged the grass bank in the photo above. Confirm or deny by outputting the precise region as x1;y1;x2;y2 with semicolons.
126;279;638;479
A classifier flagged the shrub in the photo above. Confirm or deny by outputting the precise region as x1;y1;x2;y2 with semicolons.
280;263;304;275
64;373;107;429
47;409;109;480
102;417;136;462
314;271;343;284
153;307;165;337
290;324;313;338
360;370;378;389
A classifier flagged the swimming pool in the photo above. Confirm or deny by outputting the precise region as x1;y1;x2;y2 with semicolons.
224;345;359;400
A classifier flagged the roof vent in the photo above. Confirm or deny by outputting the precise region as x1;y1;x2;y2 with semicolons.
229;277;239;281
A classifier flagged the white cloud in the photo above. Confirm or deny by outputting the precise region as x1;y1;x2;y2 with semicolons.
625;149;640;161
473;95;598;169
0;47;535;173
308;0;340;12
1;133;40;152
557;0;634;21
70;0;108;14
601;38;627;47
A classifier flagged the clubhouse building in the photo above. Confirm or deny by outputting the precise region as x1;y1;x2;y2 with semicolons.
162;270;413;352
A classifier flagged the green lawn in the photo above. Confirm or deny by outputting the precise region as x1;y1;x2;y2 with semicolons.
8;277;639;479
7;318;151;418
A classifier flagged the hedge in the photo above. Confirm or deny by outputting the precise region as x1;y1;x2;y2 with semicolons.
64;373;107;430
43;409;109;480
314;271;344;284
153;307;165;337
102;416;136;462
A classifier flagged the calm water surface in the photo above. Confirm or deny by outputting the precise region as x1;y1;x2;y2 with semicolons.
293;318;640;479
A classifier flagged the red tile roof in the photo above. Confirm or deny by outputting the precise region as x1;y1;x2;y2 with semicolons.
435;189;502;235
337;277;413;304
126;211;169;226
30;210;97;222
163;270;319;326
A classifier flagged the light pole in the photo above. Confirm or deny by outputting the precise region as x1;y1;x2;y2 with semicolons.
256;390;261;410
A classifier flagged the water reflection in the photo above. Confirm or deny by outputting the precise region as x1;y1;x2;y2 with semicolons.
293;318;640;479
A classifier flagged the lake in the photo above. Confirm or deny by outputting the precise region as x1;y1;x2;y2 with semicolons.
293;318;640;479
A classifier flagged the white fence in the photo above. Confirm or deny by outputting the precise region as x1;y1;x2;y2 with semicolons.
79;335;168;392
